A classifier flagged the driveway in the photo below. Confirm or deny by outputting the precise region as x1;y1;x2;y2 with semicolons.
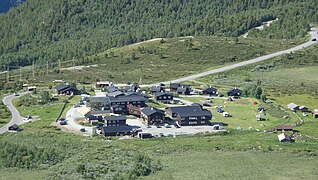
141;27;318;87
0;92;28;134
62;107;93;136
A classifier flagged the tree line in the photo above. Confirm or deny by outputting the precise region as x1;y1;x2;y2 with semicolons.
0;0;317;70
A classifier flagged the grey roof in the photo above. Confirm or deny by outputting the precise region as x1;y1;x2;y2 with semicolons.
170;83;180;89
107;90;124;97
89;96;111;103
107;86;118;93
202;87;217;92
54;85;78;92
125;85;139;92
102;125;134;133
150;86;163;92
141;107;164;116
105;115;127;121
287;103;299;109
154;92;173;98
177;86;190;93
168;105;212;117
227;88;242;95
109;95;149;103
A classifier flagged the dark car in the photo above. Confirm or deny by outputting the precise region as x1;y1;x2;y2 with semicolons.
156;125;162;128
80;128;86;132
59;117;66;121
312;38;316;41
59;121;67;125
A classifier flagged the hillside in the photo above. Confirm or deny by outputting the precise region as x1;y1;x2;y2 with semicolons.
0;0;25;13
0;0;317;69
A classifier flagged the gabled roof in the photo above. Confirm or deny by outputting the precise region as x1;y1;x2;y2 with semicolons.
105;115;127;121
150;86;163;92
227;88;242;94
89;96;111;103
299;106;307;110
109;95;149;103
54;85;70;91
106;86;118;93
154;92;173;98
141;107;164;116
125;85;139;92
202;87;217;92
170;83;180;89
177;86;190;93
274;125;293;130
167;105;212;117
86;114;103;120
102;125;134;133
107;91;124;97
287;103;299;109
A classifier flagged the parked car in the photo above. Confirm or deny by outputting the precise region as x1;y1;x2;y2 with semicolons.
164;124;171;128
59;121;67;125
13;92;19;96
156;125;162;128
312;38;317;41
58;117;66;121
80;128;86;132
146;125;152;128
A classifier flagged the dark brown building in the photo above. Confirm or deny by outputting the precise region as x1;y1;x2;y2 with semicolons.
141;107;165;125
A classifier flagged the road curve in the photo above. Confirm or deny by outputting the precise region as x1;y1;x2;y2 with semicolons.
0;92;28;134
141;27;318;87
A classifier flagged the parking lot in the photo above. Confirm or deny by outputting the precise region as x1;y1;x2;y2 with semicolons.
126;119;224;136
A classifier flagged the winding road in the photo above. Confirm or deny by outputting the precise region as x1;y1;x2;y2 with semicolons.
1;27;317;135
141;27;318;87
0;92;28;134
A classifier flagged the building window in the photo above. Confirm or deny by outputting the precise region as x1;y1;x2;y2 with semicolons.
158;97;162;99
163;96;167;99
201;116;206;119
189;121;197;125
189;117;197;120
201;121;206;124
168;96;171;99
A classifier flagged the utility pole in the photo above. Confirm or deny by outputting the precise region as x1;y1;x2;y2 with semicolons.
19;66;22;81
32;60;35;79
46;61;49;75
58;59;61;74
6;66;9;82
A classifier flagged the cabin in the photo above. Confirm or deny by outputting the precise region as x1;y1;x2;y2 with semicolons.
101;126;133;136
106;85;119;93
166;105;212;126
96;81;112;88
287;103;299;111
278;133;292;143
274;125;293;132
154;92;173;102
109;94;149;107
227;88;242;97
170;83;181;92
107;90;124;97
104;115;127;127
150;86;164;94
176;86;191;95
124;84;139;92
299;106;309;112
202;87;218;96
111;104;128;114
27;86;37;92
85;114;103;125
54;85;80;95
127;104;142;117
89;96;111;112
141;107;165;125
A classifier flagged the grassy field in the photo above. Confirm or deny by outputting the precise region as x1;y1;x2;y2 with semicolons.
1;36;305;84
180;96;289;130
197;46;318;95
145;151;318;180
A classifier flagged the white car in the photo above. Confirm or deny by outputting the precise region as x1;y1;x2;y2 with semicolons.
23;118;32;122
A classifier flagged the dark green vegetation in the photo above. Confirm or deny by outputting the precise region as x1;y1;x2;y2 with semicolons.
198;45;318;95
0;101;11;127
0;0;25;13
0;0;317;69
